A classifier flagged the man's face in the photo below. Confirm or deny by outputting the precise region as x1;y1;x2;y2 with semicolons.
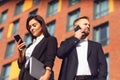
74;19;90;37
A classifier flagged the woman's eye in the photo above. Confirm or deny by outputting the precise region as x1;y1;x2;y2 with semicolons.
33;23;37;27
33;24;35;27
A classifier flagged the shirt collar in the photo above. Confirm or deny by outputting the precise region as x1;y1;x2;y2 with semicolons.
80;37;88;43
33;35;44;43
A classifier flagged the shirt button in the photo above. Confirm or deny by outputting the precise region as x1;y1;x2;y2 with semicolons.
74;41;77;43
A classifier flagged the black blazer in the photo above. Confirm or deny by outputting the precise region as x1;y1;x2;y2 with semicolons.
18;36;58;80
57;36;107;80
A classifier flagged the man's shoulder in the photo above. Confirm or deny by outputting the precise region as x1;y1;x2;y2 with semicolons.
46;36;57;40
66;36;78;40
88;40;101;46
66;36;74;40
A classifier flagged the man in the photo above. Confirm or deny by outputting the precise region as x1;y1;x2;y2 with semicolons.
57;16;107;80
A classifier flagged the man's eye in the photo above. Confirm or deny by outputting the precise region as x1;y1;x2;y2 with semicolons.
84;23;90;27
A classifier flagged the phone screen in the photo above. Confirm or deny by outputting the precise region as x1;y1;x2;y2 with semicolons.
14;34;23;44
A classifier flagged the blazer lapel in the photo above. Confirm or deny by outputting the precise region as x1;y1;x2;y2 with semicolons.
87;40;92;58
31;37;47;58
74;48;78;61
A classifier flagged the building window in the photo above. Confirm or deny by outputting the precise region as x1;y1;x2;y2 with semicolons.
0;28;3;41
47;0;58;17
0;10;8;24
47;20;56;36
29;9;38;16
24;33;32;45
0;64;11;80
69;0;80;6
4;41;15;58
33;0;40;5
105;53;109;80
0;0;9;6
14;1;24;16
67;8;80;31
93;22;109;46
94;0;109;19
12;19;19;35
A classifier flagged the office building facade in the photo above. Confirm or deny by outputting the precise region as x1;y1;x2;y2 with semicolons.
0;0;120;80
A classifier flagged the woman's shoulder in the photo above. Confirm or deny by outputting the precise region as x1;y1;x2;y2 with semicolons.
46;36;58;45
44;36;57;42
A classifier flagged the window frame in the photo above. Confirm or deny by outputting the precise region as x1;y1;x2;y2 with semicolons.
32;0;40;5
47;20;56;36
93;0;109;19
24;33;32;45
0;27;4;41
4;41;15;58
0;9;8;23
66;8;80;31
12;19;20;35
93;22;109;46
0;0;9;6
68;0;80;6
29;9;38;16
0;64;11;80
14;1;24;16
47;0;58;17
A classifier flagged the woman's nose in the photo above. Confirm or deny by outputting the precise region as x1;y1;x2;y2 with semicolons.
30;26;34;31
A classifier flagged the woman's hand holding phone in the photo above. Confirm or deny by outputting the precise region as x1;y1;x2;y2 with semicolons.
14;34;26;52
17;40;26;52
14;34;26;62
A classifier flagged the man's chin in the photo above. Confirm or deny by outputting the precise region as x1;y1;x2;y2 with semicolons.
81;33;89;39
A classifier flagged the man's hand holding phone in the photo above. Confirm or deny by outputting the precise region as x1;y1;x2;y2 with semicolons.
74;25;81;32
74;25;84;39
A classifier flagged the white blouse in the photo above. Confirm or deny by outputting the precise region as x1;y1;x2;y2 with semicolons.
25;35;44;68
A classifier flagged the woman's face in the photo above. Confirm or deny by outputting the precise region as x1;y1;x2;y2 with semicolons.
28;18;42;37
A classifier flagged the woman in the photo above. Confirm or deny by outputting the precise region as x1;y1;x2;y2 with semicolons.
17;15;58;80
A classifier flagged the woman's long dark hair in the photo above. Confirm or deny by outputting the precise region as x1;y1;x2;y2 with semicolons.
26;15;50;40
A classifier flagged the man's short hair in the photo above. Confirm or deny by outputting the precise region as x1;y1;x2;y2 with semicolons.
73;16;89;26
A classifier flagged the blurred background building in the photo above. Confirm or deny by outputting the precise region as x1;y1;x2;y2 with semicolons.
0;0;120;80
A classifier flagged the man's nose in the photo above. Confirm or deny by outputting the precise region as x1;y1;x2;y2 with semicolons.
87;24;90;27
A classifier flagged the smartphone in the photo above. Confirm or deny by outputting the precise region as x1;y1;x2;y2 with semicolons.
74;25;81;32
14;34;23;44
14;34;26;48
